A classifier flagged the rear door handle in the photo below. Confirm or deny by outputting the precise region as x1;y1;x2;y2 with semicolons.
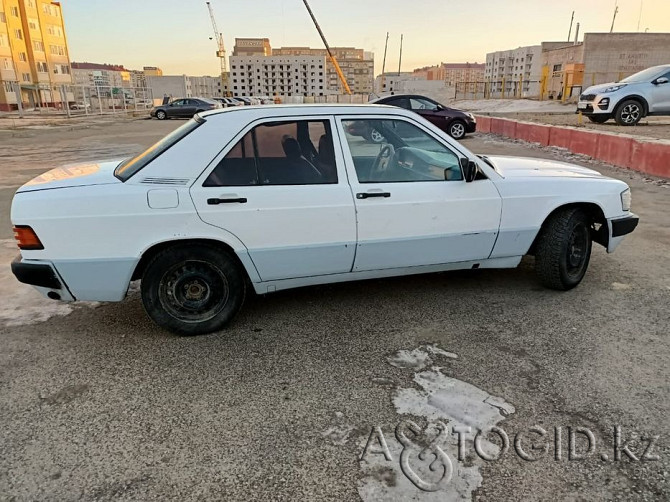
207;197;247;205
356;192;391;199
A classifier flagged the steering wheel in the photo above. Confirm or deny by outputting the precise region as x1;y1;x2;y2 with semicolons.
372;144;395;176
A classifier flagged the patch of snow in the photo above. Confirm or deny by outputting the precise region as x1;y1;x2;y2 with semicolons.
387;348;432;370
454;98;571;114
425;344;458;359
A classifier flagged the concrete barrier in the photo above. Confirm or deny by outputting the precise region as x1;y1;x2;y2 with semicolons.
476;114;670;179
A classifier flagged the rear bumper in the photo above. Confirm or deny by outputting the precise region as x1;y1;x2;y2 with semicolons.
12;256;62;289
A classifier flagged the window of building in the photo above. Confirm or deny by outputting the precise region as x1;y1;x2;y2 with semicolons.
341;119;462;183
0;12;6;23
18;52;27;62
27;0;36;7
33;40;44;52
4;81;14;92
553;64;562;72
204;119;337;186
0;33;7;47
36;61;48;72
11;6;19;16
14;29;22;40
22;73;31;82
3;58;10;70
28;18;39;30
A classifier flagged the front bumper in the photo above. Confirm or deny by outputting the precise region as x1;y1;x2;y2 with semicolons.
607;214;639;253
576;95;614;115
466;120;477;133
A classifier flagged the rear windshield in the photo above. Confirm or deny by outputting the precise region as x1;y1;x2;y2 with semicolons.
114;117;204;181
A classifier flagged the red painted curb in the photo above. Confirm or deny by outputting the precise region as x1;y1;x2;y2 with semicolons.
474;114;669;178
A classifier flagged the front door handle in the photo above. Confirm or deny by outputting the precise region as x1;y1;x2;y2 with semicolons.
207;197;247;205
356;192;391;199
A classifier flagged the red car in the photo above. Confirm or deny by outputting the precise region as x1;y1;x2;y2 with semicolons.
370;94;476;140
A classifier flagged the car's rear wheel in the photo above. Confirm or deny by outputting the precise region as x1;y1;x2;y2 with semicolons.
614;99;643;126
141;244;246;335
588;115;610;124
535;208;592;290
366;128;385;143
448;120;467;140
156;110;167;120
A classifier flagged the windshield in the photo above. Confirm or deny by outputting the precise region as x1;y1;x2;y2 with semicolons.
114;117;204;181
620;66;666;83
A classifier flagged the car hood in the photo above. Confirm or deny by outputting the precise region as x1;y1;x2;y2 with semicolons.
582;82;629;94
485;156;604;179
16;159;124;193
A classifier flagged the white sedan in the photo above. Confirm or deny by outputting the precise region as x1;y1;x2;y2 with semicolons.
11;105;639;335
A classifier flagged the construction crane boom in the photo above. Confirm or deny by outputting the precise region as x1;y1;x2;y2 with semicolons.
301;0;352;95
206;1;230;96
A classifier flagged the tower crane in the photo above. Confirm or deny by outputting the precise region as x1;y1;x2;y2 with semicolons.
206;2;230;96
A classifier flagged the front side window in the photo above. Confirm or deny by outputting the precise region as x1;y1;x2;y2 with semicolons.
341;119;462;183
204;120;337;186
409;97;440;111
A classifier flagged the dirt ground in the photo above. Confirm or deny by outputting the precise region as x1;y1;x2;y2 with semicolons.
0;120;668;501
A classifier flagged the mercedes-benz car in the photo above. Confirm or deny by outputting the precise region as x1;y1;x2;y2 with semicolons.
11;105;637;335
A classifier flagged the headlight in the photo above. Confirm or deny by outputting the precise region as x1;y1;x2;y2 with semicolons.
465;112;475;120
620;188;632;211
603;84;626;93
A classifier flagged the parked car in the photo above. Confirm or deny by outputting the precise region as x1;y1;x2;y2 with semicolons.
370;94;476;140
577;64;670;125
213;97;243;108
234;97;252;106
11;105;638;335
149;97;221;119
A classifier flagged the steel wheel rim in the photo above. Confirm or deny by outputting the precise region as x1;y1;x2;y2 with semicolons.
621;104;640;124
370;129;384;142
566;223;589;276
451;123;465;138
157;111;166;119
158;260;229;322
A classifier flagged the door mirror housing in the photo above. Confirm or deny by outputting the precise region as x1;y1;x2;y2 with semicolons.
654;77;669;85
460;158;478;182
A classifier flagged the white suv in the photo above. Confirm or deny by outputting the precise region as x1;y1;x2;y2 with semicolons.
577;64;670;125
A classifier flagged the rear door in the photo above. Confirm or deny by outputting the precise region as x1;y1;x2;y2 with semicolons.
336;115;502;271
190;116;357;281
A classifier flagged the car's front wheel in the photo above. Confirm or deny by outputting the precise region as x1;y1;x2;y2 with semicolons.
156;110;167;120
448;120;467;140
366;128;385;143
535;208;592;290
614;99;643;126
588;115;610;124
141;244;246;335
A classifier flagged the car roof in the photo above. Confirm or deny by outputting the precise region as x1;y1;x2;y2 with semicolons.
370;94;439;103
199;103;408;119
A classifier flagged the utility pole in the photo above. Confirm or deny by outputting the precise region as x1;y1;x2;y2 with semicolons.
397;34;403;76
301;0;352;94
567;11;575;42
610;1;619;33
379;32;389;94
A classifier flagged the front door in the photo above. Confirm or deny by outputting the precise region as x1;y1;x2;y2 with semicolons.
338;116;502;272
191;116;357;281
650;70;670;113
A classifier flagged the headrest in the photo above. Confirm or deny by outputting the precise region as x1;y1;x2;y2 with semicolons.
281;135;302;159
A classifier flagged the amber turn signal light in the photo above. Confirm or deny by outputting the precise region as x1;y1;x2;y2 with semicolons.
13;225;44;250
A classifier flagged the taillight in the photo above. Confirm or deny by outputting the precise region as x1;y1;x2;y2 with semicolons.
13;225;44;250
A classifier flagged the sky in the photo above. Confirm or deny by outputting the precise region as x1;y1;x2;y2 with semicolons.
60;0;670;77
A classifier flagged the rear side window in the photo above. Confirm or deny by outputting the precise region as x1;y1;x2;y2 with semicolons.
203;119;337;186
114;117;203;181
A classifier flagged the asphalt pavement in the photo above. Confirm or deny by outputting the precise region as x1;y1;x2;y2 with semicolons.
0;119;668;501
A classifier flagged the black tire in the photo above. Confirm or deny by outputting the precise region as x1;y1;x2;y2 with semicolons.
535;208;592;290
448;120;467;140
587;115;610;124
614;99;643;126
156;110;167;120
141;244;246;335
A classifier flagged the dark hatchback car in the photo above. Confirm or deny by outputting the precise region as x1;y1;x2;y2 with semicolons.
150;97;221;120
370;94;476;140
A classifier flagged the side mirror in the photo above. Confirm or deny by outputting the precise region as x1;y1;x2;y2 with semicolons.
654;77;669;85
460;158;478;182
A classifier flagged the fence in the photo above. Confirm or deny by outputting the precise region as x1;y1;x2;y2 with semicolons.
454;80;543;101
5;84;155;118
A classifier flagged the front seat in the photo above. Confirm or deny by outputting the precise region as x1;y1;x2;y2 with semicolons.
317;134;337;183
280;135;323;184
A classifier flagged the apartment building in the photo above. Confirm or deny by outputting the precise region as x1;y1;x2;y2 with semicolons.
145;74;222;99
0;0;72;111
71;62;130;94
229;54;329;97
273;46;374;94
143;66;162;77
413;62;485;86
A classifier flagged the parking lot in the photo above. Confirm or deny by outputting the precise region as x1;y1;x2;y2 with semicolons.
1;118;668;501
